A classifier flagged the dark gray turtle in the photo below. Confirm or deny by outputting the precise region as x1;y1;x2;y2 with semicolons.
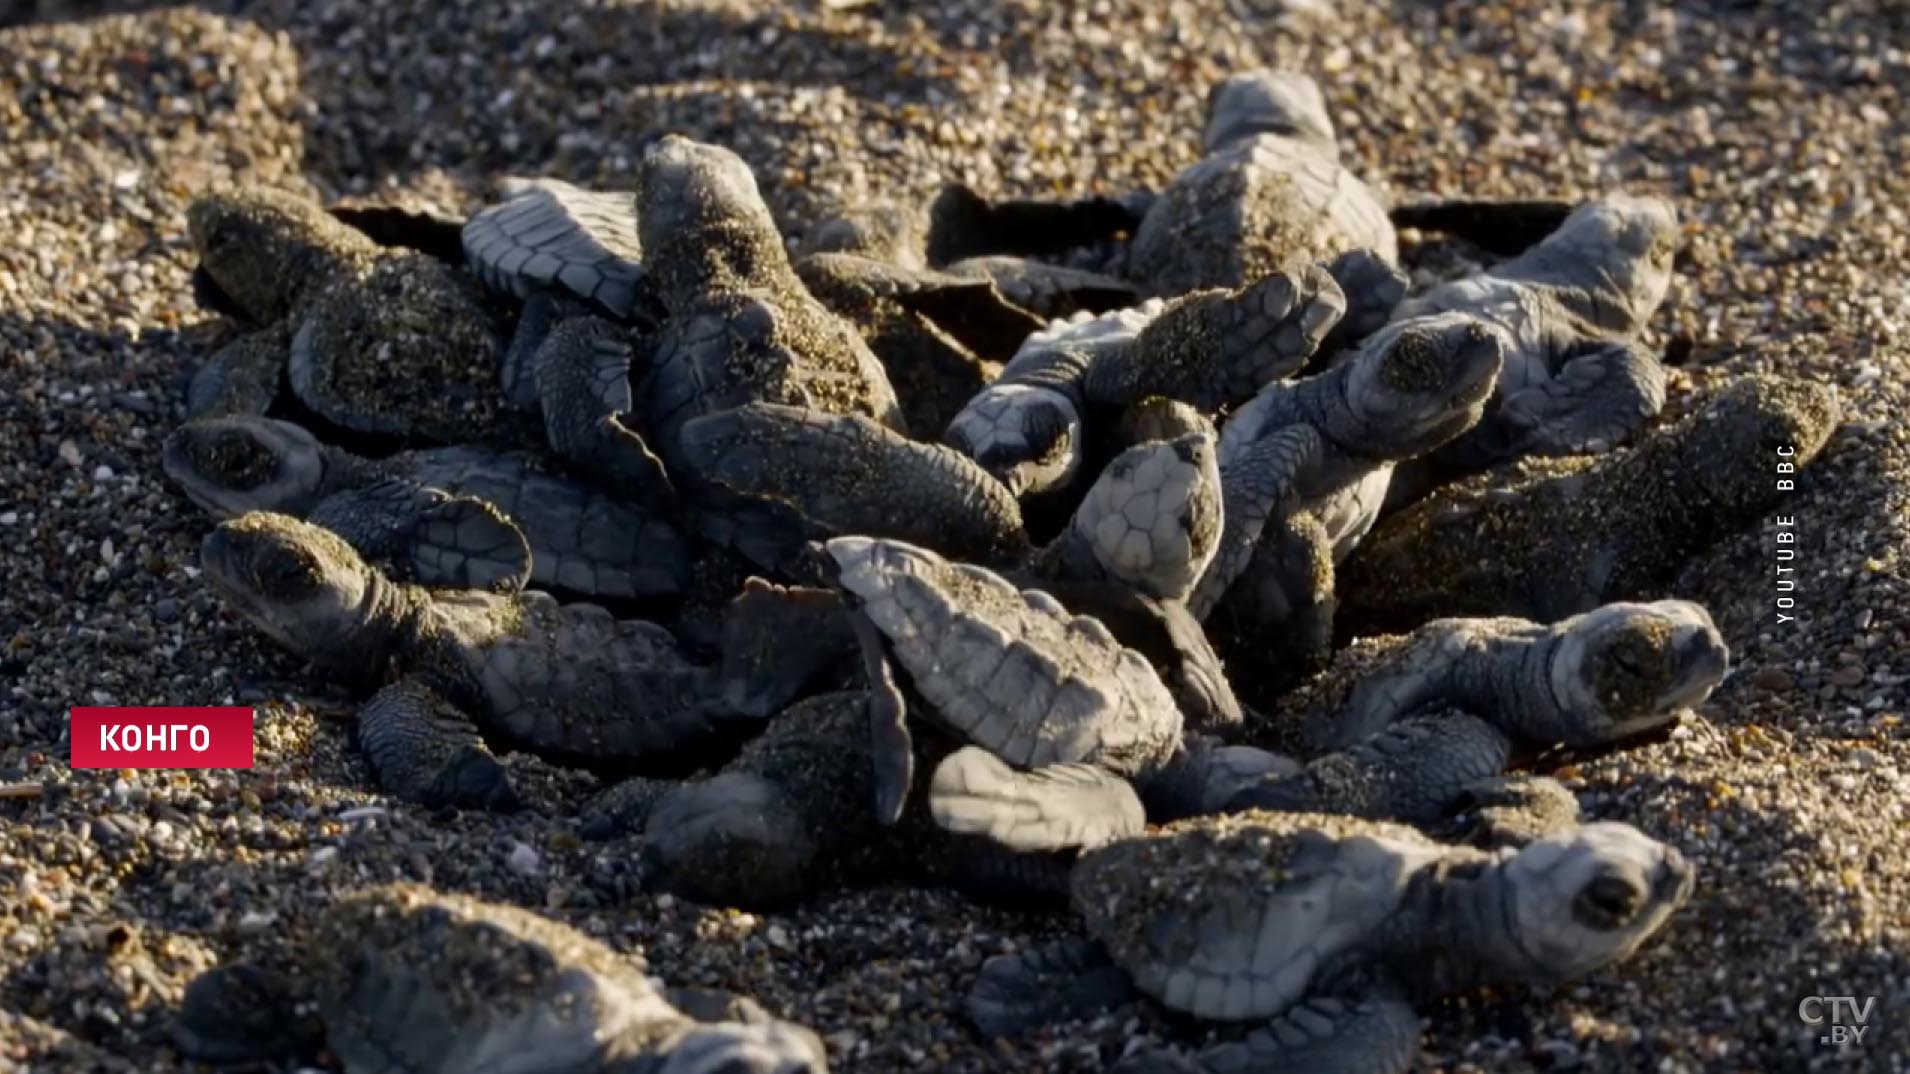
943;263;1347;499
164;414;695;600
1341;374;1842;634
198;513;836;804
965;810;1694;1074
1253;600;1730;759
171;883;827;1074
1381;193;1682;508
185;186;504;443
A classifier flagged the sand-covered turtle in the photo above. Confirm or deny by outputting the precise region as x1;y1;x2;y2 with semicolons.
1341;374;1843;634
1380;193;1682;508
943;263;1347;499
164;414;695;600
185;186;504;443
965;810;1694;1074
170;883;827;1074
198;513;839;805
1254;600;1730;759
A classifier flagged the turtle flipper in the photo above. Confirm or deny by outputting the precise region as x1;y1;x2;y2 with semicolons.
1038;429;1222;602
638;772;820;910
578;775;674;840
850;608;914;825
1319;248;1408;356
926;181;1151;265
966;938;1137;1039
1188;423;1323;620
1500;339;1668;456
1137;738;1300;823
1207;510;1337;707
533;315;677;511
1390;197;1577;257
186;327;287;419
172;963;323;1064
819;254;1049;359
1228;709;1511;825
1084;265;1345;412
1435;774;1583;849
1116;983;1420;1074
500;289;568;411
928;746;1144;853
356;679;521;812
307;480;533;593
944;255;1140;320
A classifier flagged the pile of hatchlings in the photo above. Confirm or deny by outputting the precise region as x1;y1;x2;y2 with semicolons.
155;68;1841;1074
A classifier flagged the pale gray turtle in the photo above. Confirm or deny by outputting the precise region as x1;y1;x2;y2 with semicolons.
1341;374;1842;633
164;414;695;600
199;513;838;806
170;883;827;1074
965;810;1694;1074
185;186;504;443
944;263;1347;498
1253;600;1729;759
1381;193;1682;509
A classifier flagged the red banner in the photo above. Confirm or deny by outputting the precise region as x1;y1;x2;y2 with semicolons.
70;707;256;769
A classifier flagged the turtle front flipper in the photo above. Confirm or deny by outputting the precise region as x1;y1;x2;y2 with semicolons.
1224;709;1511;825
715;577;855;719
356;679;521;811
1115;982;1421;1074
1036;429;1222;602
1083;265;1346;413
308;480;533;593
944;255;1141;320
1319;248;1409;357
1435;774;1584;850
1188;423;1323;620
532;314;677;511
928;745;1145;853
926;181;1152;266
186;326;288;420
966;937;1138;1039
1499;338;1668;456
172;962;324;1064
849;607;914;825
1390;196;1578;257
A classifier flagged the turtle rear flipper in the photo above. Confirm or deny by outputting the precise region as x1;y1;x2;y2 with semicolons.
172;963;323;1064
356;680;521;812
928;746;1145;853
532;315;677;511
966;938;1137;1039
307;480;533;594
1116;983;1421;1074
1499;338;1668;457
926;181;1152;266
1390;197;1577;257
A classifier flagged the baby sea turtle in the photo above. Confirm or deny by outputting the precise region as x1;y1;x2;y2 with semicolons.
965;810;1694;1074
164;414;694;600
171;882;827;1073
1341;374;1843;634
198;513;836;804
944;263;1347;498
186;186;503;443
1257;600;1730;758
1381;193;1682;508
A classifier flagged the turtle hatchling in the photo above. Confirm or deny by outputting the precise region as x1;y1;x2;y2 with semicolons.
198;512;838;805
170;882;827;1074
965;810;1694;1074
186;185;504;442
164;414;694;600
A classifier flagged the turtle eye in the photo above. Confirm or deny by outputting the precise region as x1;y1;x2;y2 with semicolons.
1573;874;1642;929
259;551;314;595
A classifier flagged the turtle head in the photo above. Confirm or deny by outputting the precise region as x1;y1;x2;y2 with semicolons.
163;416;328;519
1532;194;1680;335
188;188;358;321
1548;600;1729;745
1341;312;1506;457
1067;430;1222;602
1498;821;1694;983
1678;374;1842;512
1203;70;1336;156
200;512;394;682
636;135;781;264
944;383;1084;498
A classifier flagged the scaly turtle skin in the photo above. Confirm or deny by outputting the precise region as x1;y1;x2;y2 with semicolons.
944;264;1346;498
186;186;503;443
198;513;837;802
1254;600;1730;758
1381;194;1682;507
966;812;1694;1074
1340;374;1843;634
164;415;695;600
170;883;827;1074
1125;70;1400;298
